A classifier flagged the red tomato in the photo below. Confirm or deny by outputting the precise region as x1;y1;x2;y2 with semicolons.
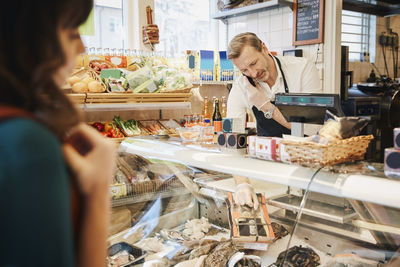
101;131;111;137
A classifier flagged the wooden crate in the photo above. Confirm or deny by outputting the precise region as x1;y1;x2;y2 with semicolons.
85;92;191;104
67;93;86;104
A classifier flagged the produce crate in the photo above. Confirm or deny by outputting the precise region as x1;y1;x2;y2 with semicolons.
281;135;374;168
138;120;168;135
158;119;181;135
85;92;192;104
88;121;127;142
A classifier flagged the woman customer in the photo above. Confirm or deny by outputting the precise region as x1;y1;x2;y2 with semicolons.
0;1;116;266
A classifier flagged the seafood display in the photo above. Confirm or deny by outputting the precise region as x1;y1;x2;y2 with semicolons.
271;222;289;242
182;217;211;240
272;246;321;267
107;242;146;267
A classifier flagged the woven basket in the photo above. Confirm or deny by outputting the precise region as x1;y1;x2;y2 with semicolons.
281;135;374;168
70;67;107;92
160;85;193;93
88;59;117;74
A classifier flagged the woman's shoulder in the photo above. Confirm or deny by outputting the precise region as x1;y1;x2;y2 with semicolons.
0;118;61;158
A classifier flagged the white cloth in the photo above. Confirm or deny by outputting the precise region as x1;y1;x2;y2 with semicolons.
227;55;322;123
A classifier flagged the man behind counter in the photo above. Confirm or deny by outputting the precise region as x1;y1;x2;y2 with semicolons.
227;32;321;209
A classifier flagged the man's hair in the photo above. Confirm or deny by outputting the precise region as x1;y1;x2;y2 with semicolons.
227;32;263;59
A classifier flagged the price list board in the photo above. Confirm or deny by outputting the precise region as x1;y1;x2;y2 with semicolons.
293;0;324;46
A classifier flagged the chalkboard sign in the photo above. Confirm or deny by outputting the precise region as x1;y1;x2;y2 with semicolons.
293;0;324;46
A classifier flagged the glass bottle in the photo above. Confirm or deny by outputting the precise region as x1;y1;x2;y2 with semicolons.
213;99;222;132
209;96;217;122
202;97;210;120
221;96;227;118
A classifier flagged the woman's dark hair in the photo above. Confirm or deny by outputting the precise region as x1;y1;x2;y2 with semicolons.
0;0;93;138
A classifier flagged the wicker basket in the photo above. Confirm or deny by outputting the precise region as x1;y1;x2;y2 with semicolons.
281;135;374;168
70;67;107;92
160;85;193;93
88;59;117;74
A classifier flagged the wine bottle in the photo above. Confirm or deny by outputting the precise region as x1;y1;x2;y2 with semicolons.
213;99;222;132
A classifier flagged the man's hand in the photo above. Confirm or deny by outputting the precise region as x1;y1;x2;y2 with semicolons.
234;182;259;210
243;77;270;110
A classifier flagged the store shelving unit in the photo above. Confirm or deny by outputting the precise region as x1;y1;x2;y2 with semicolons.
192;81;234;86
77;102;191;111
211;0;293;20
120;138;400;209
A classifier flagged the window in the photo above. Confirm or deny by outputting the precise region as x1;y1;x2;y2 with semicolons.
341;10;376;62
81;0;125;50
154;0;212;57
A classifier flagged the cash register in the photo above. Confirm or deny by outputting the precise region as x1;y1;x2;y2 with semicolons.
274;93;344;137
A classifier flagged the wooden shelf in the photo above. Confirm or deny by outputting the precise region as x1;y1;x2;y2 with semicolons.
192;81;234;86
211;0;293;20
77;102;191;111
67;92;192;111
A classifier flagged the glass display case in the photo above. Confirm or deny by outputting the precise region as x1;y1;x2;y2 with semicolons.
107;137;400;267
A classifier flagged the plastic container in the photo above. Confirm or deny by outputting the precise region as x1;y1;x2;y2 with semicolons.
177;127;201;144
201;126;214;144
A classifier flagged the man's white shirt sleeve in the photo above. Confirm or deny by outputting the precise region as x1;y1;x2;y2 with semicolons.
226;79;249;123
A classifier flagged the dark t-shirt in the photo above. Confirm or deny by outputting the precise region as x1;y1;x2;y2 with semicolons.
0;119;75;266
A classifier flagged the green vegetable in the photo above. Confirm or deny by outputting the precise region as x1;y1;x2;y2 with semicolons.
113;116;141;136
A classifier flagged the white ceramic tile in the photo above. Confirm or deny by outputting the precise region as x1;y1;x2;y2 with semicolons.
259;31;270;44
258;9;270;18
282;29;293;48
264;33;272;48
317;66;324;80
269;6;281;16
227;24;235;41
236;21;247;35
246;13;258;32
258;15;270;33
270;14;282;31
270;31;282;50
282;12;292;31
282;6;292;14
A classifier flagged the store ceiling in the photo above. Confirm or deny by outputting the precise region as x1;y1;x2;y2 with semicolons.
343;0;400;17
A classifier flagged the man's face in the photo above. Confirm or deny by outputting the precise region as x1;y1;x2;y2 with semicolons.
231;44;271;83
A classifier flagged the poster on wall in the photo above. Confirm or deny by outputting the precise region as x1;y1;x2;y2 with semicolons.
293;0;324;46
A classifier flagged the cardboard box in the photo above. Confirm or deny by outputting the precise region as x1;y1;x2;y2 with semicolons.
255;137;278;161
222;118;246;133
228;192;274;245
219;51;234;81
247;135;257;157
199;50;215;81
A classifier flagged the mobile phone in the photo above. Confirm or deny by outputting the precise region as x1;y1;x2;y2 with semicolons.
245;75;256;87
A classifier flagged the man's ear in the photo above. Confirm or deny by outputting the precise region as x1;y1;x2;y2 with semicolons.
261;42;269;54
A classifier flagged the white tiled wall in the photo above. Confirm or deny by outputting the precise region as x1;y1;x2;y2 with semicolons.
226;6;325;89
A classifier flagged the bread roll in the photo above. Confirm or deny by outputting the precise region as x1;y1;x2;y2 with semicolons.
81;76;94;85
88;81;105;92
72;81;88;93
67;75;81;86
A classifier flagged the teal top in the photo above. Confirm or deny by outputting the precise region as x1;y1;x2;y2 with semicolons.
0;119;75;266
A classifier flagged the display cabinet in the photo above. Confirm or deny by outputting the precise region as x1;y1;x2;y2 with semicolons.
106;137;400;266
